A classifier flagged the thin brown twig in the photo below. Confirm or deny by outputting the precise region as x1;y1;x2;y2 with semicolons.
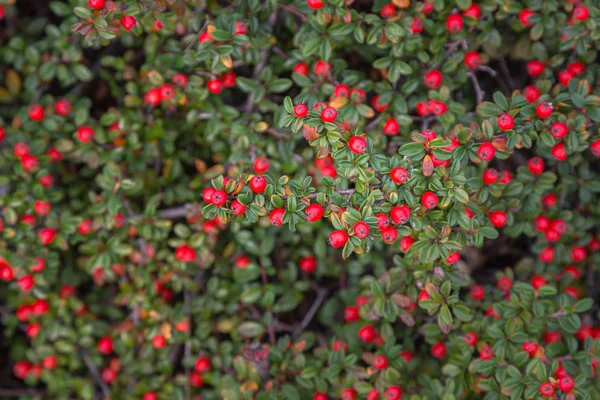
278;3;308;22
81;349;111;398
293;287;328;337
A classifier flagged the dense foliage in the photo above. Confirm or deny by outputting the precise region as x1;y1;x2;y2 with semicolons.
1;0;600;399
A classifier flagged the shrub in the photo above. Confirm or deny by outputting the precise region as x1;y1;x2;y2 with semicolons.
1;0;600;399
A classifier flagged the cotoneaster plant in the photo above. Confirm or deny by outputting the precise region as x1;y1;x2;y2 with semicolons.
0;1;599;400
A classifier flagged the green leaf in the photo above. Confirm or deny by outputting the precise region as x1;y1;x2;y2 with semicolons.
477;102;503;117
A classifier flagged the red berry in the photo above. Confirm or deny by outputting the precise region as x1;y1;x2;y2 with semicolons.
519;9;535;26
249;175;267;193
478;141;496;161
305;203;324;222
144;89;162;105
464;51;481;69
479;345;493;360
558;70;574;86
523;340;538;356
77;126;95;143
385;386;403;400
490;210;507;228
54;99;72;115
380;3;396;18
527;60;545;77
573;5;590;21
18;275;34;291
234;256;250;269
482;168;498;184
383;118;400;135
293;62;309;76
313;60;331;77
531;275;547;290
534;215;550;231
42;355;58;370
358;325;376;342
353;221;370;239
410;17;423;34
211;189;227;206
373;355;388;370
421;191;438;209
464;332;478;346
307;0;324;10
175;245;196;262
13;361;31;379
431;342;446;359
523;85;541;103
375;213;390;230
152;334;167;349
39;228;56;245
34;200;51;216
591;139;600;157
528;156;545;175
89;0;105;9
234;21;247;35
539;246;555;263
207;78;222;94
333;340;348;352
28;104;45;121
120;15;136;31
194;356;211;372
314;392;328;400
390;205;411;224
446;14;464;33
463;4;481;19
429;100;448;115
400;236;415;252
14;142;29;158
341;389;356;400
536;102;553;119
424;70;443;89
173;74;188;87
334;84;350;98
371;95;389;112
539;383;554;396
497;113;514;131
321;107;337;123
98;336;113;354
568;61;586;76
381;226;398;243
253;156;270;174
348;136;367;154
550;122;568;139
298;256;316;273
558;376;574;392
269;208;285;226
202;188;215;203
294;104;308;118
230;200;247;216
571;246;587;262
390;167;408;183
446;252;460;264
465;208;475;218
470;284;485;300
189;371;203;387
551;143;567;161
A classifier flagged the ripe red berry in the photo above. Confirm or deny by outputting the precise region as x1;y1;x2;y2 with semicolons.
313;60;331;77
305;203;324;222
446;252;460;264
534;215;550;231
478;141;496;161
143;393;157;400
411;17;424;34
380;3;396;18
421;192;438;209
568;61;586;76
120;15;136;31
558;70;574;86
482;168;498;184
400;236;415;252
551;143;567;161
89;0;105;9
531;275;547;290
230;200;247;216
341;389;356;400
334;84;350;98
490;210;507;228
14;142;29;158
348;136;367;154
297;256;316;273
333;339;348;352
527;60;545;77
54;99;72;115
269;208;285;226
202;188;216;203
550;122;568;139
173;74;188;87
390;167;408;184
523;340;538;356
28;104;45;121
98;336;113;354
536;102;553;119
424;70;443;89
464;51;481;69
539;246;555;263
77;126;95;143
385;386;403;400
194;356;211;373
294;104;308;117
381;226;398;243
431;342;446;359
13;361;32;379
573;5;590;21
539;383;554;396
523;85;541;103
175;245;196;262
371;95;389;112
463;4;481;19
152;334;167;349
249;176;267;193
39;228;57;245
353;221;370;239
571;246;587;262
390;205;411;224
307;0;324;10
293;62;309;75
383;118;400;135
211;189;227;206
591;139;600;157
528;157;545;175
189;371;203;387
321;107;337;123
358;325;376;342
497;113;514;131
464;332;478;346
558;376;574;392
465;208;475;218
373;355;388;370
470;285;485;300
446;14;464;33
253;156;270;174
34;200;51;216
18;275;34;291
479;345;493;360
375;213;390;230
144;88;162;105
207;78;222;94
519;9;535;26
314;392;328;400
42;355;58;370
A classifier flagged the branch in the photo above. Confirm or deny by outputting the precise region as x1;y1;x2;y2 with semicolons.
80;349;111;398
468;71;485;105
278;3;308;22
294;287;328;337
